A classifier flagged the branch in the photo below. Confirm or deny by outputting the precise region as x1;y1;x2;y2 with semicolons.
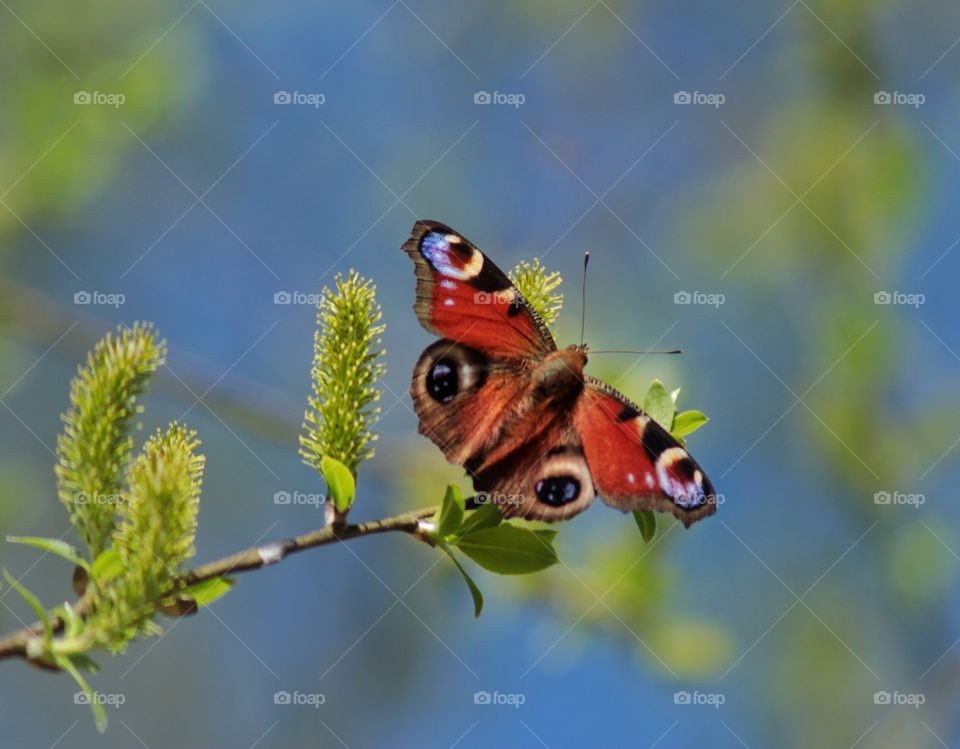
0;504;437;664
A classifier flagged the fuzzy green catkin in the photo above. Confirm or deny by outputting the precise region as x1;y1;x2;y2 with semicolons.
56;324;165;557
87;424;204;651
300;271;386;475
509;258;563;328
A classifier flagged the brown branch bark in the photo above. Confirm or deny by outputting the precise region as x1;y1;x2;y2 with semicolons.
0;506;437;664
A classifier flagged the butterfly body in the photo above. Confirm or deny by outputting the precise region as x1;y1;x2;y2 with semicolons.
403;220;717;527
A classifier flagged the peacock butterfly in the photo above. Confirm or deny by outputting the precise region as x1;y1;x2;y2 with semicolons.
402;220;717;527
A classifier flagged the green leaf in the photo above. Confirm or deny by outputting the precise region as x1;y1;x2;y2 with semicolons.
65;653;101;674
437;542;484;617
633;510;657;542
433;484;465;538
61;602;85;640
643;380;675;430
183;576;234;607
3;570;51;641
672;410;709;438
6;536;90;571
90;548;124;584
320;455;356;513
456;503;503;538
57;653;108;732
532;529;559;545
456;525;558;575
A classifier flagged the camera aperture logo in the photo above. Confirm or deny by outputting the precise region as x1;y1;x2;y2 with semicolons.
473;690;526;708
674;690;725;708
674;290;725;308
674;91;725;108
274;490;326;508
874;690;925;708
873;290;924;308
473;90;525;108
874;91;924;109
74;291;126;308
74;91;125;108
273;90;325;108
274;691;326;708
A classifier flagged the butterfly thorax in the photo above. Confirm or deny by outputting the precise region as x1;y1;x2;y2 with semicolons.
535;345;587;402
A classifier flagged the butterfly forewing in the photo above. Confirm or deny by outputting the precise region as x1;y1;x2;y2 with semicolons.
574;379;717;527
402;220;556;360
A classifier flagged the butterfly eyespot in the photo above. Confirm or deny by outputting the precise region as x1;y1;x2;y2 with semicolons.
534;476;581;507
427;359;458;403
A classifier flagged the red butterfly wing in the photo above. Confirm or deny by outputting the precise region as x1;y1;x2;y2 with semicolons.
474;420;597;522
411;340;530;470
574;377;717;527
402;220;555;360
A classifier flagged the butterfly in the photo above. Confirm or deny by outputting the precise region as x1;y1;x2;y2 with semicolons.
402;220;717;527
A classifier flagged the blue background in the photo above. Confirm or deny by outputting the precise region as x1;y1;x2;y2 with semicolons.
1;1;959;747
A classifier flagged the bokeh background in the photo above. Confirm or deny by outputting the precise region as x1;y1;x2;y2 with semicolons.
1;0;959;746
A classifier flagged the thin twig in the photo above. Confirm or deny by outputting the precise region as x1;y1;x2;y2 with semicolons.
0;505;437;664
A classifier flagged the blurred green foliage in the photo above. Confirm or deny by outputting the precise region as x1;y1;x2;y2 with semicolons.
0;2;204;239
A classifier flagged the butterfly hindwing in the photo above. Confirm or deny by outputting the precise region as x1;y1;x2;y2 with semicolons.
474;419;597;522
402;220;556;360
574;377;717;527
413;340;597;522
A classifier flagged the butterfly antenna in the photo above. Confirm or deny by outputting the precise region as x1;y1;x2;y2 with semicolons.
579;251;590;347
591;348;683;355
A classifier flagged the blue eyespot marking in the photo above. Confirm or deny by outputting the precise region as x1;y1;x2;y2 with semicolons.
535;476;581;506
656;449;706;508
421;232;450;266
420;231;482;280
